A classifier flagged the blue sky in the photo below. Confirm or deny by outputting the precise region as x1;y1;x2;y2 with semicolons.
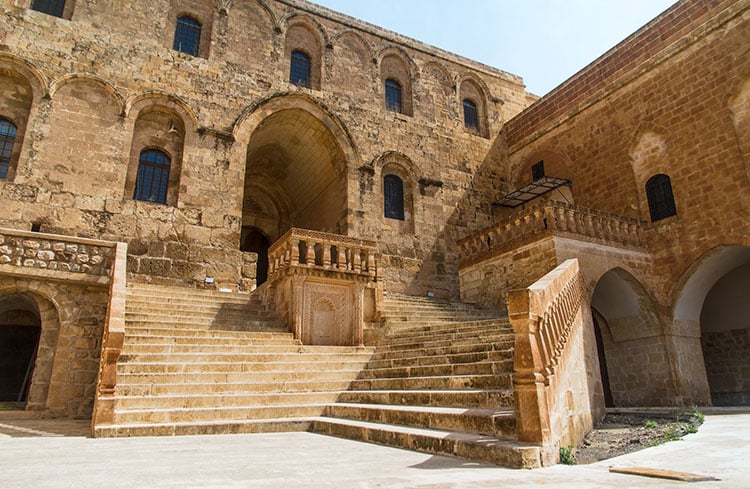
311;0;677;96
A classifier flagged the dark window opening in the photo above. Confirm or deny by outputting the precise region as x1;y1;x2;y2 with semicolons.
384;174;405;220
385;79;403;114
646;173;677;222
290;50;311;88
463;99;479;131
134;149;171;204
0;118;17;180
240;228;270;286
30;223;41;233
531;161;545;181
30;0;66;17
173;16;201;56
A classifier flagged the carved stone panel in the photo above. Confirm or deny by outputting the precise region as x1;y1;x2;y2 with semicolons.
302;279;353;346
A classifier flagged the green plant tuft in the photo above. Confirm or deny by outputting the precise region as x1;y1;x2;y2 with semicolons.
559;445;576;465
644;419;658;429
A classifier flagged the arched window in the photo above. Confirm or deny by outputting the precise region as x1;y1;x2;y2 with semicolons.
290;50;311;88
463;99;479;131
645;173;677;222
385;79;403;114
134;149;171;204
30;0;66;17
173;16;201;56
383;174;405;220
0;118;17;180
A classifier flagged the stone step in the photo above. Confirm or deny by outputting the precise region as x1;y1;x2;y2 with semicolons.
349;373;512;391
94;417;313;438
118;379;355;396
381;328;513;346
121;327;294;339
384;319;510;337
125;311;277;323
113;391;344;410
117;369;364;385
123;335;299;347
365;349;512;370
310;417;540;468
119;360;373;375
125;319;285;330
356;360;512;380
375;335;514;353
324;403;515;436
370;341;513;361
336;389;514;409
120;344;369;355
111;403;328;424
120;352;372;364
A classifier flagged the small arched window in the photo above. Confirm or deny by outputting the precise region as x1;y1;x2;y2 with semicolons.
290;50;311;88
173;16;201;56
463;99;479;131
31;0;66;17
134;149;171;204
645;173;677;222
383;174;405;220
385;79;403;114
0;118;18;180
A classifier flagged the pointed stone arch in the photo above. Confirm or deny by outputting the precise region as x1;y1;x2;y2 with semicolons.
281;13;327;90
377;47;417;116
49;73;125;114
457;73;491;138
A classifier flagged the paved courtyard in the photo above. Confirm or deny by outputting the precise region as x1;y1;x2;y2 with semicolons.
0;413;748;488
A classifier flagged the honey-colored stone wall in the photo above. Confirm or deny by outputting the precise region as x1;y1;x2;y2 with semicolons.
0;0;532;296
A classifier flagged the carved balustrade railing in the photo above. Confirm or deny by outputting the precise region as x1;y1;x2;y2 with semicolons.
267;228;377;281
458;201;649;267
508;258;587;461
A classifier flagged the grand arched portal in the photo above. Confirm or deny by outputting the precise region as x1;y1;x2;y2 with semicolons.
242;107;349;242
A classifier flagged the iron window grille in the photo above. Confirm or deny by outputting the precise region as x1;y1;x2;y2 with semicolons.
173;16;201;56
463;99;479;131
385;79;403;114
290;51;311;88
30;0;66;17
384;174;405;220
646;173;677;222
0;118;17;180
134;149;171;204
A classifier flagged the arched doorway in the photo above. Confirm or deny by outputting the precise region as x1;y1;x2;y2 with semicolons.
675;245;750;406
0;294;41;405
241;107;349;245
241;227;271;286
591;268;667;406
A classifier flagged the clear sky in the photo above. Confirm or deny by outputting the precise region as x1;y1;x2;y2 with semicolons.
310;0;677;96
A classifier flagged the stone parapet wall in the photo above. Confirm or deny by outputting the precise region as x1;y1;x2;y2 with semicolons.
0;228;114;277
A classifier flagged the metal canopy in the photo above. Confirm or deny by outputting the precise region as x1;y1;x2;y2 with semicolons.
495;176;571;208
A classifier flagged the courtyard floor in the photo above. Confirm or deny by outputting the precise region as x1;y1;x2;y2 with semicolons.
0;412;748;488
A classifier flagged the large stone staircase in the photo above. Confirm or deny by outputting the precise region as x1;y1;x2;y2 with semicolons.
93;283;374;437
311;294;541;468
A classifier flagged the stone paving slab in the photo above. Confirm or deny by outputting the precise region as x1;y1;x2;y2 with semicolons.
0;414;747;488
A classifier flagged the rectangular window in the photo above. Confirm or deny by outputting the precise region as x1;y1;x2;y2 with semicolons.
173;17;201;56
385;80;403;114
30;0;66;17
532;161;545;181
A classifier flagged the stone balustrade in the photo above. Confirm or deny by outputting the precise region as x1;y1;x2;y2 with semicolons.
508;259;591;465
268;228;378;281
0;228;115;277
458;201;648;267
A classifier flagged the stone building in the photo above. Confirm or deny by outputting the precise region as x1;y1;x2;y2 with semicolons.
0;0;747;467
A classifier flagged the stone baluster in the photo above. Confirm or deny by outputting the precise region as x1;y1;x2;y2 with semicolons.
305;240;315;266
323;242;332;268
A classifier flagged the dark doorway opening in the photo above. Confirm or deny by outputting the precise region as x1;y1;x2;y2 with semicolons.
241;227;271;286
0;296;41;404
592;309;614;408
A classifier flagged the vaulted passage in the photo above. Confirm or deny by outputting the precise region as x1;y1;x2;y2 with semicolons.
0;294;41;404
242;108;348;243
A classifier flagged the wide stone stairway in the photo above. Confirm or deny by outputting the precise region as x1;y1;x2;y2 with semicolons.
93;283;374;437
311;294;541;468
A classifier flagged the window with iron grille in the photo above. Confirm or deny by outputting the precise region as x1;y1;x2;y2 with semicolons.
532;161;545;181
0;118;17;180
646;173;677;222
384;174;405;220
290;51;311;88
463;99;479;131
385;79;403;114
173;16;201;56
30;0;66;17
134;149;171;204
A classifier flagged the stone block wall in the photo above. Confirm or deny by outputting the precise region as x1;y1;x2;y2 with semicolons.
702;328;750;405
